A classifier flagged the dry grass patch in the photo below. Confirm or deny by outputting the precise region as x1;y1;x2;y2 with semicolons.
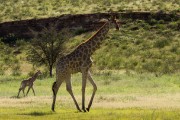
0;93;180;109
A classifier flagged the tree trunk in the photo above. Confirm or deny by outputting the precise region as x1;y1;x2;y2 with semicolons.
49;65;53;77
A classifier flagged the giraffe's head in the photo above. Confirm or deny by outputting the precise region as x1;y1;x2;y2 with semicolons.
108;15;119;30
37;70;42;75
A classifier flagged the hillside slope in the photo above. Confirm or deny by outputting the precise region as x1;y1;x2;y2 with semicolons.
72;19;180;74
0;0;179;22
0;0;179;75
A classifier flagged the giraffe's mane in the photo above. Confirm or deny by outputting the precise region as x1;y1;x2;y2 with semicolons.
78;21;109;46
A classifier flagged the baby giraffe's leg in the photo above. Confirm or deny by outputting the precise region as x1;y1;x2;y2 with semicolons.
23;88;25;97
17;88;22;98
32;86;35;96
17;82;25;98
26;86;31;96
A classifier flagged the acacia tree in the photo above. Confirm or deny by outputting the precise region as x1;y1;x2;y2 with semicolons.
27;23;71;77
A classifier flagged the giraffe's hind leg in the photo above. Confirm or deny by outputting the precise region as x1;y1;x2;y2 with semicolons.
23;88;25;97
52;80;63;111
17;88;22;98
17;82;25;98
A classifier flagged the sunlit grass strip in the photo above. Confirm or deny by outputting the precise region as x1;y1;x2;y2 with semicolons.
0;107;179;120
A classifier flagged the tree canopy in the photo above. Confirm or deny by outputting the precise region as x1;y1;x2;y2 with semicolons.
27;23;71;77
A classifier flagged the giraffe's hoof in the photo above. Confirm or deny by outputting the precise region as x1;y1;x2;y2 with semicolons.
78;109;82;112
83;109;86;112
82;108;86;112
51;107;55;112
86;108;90;112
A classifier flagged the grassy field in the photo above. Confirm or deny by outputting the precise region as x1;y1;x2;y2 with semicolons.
0;0;179;22
0;71;180;119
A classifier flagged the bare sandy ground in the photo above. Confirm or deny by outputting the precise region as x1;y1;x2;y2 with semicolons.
0;93;180;109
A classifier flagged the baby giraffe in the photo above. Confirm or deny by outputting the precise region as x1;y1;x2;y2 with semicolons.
17;70;41;98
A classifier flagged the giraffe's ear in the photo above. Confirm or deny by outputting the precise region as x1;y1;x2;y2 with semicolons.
107;15;115;21
107;9;117;19
100;18;108;22
107;17;110;21
111;15;118;20
108;9;113;14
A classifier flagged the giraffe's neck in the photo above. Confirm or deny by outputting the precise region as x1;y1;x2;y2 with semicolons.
78;21;110;55
31;72;39;82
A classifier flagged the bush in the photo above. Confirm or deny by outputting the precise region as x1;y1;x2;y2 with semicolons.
141;59;162;73
168;21;179;30
154;38;169;48
11;59;21;76
11;64;21;76
0;65;7;75
148;18;157;25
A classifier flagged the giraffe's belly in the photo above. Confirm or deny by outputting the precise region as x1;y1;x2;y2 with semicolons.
57;56;93;74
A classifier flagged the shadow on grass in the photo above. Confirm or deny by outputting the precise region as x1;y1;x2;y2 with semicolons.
10;96;20;99
18;111;54;116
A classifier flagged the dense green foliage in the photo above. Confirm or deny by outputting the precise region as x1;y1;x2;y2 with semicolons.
0;0;179;22
0;40;21;75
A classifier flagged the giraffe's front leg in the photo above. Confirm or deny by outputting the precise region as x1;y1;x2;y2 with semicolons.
26;86;31;96
82;70;88;112
86;71;97;112
32;86;36;96
65;74;82;112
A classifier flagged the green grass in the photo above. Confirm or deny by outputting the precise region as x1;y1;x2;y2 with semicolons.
0;107;180;120
0;72;179;96
0;72;180;119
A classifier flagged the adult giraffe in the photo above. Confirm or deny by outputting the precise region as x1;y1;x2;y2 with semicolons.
52;15;119;112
